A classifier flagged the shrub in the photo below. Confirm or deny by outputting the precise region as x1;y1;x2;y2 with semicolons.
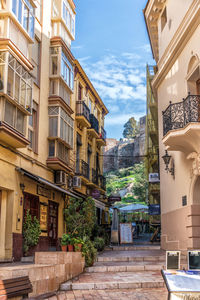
23;210;41;255
81;237;97;267
94;237;105;252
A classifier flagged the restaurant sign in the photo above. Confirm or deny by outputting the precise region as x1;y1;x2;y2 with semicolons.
37;185;51;198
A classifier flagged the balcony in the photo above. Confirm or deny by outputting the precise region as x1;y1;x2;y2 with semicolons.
75;159;90;181
87;114;99;138
47;140;74;172
162;95;200;153
0;121;29;148
92;168;99;185
76;101;90;127
148;119;158;144
97;127;106;146
99;175;106;191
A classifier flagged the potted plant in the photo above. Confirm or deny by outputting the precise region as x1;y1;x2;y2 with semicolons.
23;210;41;256
72;237;84;252
61;233;68;251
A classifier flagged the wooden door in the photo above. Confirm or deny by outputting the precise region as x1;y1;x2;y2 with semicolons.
48;201;58;248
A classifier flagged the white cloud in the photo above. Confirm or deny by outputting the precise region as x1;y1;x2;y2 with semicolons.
105;113;142;126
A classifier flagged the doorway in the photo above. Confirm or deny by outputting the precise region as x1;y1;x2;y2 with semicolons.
23;192;39;220
48;201;58;249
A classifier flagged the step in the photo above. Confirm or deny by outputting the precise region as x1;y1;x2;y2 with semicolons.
60;271;164;291
97;255;166;262
86;261;165;273
111;245;161;251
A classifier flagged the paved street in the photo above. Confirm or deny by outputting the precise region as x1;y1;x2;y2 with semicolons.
46;246;168;300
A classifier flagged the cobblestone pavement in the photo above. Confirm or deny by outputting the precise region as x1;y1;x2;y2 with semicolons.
47;288;168;299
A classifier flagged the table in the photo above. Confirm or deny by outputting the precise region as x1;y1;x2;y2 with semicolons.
161;269;200;300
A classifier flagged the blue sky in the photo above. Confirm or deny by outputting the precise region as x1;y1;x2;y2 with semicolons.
72;0;154;140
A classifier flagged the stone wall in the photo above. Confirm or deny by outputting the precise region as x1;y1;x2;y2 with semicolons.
104;116;146;173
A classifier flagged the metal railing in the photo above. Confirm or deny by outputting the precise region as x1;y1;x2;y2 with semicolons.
100;126;106;141
99;175;106;190
92;168;98;185
76;101;90;122
89;114;99;133
76;159;89;179
162;94;200;136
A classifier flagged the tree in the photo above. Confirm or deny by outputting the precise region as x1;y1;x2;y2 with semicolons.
123;117;139;139
131;163;148;203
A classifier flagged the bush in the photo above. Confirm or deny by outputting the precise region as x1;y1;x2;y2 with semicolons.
23;210;41;255
81;237;97;267
94;237;105;252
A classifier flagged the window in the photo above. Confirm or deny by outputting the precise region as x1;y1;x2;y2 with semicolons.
12;0;35;39
78;84;82;100
28;102;38;152
61;51;74;90
32;37;41;86
62;0;75;37
161;7;167;31
48;106;74;148
4;99;26;134
57;141;69;163
0;51;33;111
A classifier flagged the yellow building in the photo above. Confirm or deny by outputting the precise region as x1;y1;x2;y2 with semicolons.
145;65;160;222
0;0;108;262
144;0;200;250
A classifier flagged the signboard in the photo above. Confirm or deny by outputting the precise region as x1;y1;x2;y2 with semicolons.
37;185;51;199
149;204;160;215
149;173;160;183
108;196;121;203
40;202;48;232
162;269;200;300
166;251;180;270
120;223;133;244
188;251;200;270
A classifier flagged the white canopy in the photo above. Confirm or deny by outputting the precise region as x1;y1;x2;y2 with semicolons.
119;204;148;213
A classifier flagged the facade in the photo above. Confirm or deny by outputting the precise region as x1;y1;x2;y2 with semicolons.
145;65;160;223
0;0;108;262
144;0;200;250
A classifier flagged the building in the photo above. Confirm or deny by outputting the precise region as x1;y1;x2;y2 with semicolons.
72;60;109;225
145;65;160;223
144;0;200;250
0;0;108;262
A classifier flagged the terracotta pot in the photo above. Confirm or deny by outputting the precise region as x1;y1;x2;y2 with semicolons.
61;245;67;252
68;244;74;252
75;243;82;252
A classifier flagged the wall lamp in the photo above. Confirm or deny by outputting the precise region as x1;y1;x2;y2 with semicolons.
162;150;175;177
20;183;25;192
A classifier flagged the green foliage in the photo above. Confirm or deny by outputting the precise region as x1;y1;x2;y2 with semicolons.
131;163;148;203
94;237;105;252
61;233;71;246
81;236;97;267
23;210;41;255
123;117;139;139
64;196;96;238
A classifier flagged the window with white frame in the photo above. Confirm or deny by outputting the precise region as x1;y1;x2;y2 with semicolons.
62;0;75;37
48;106;74;148
28;101;38;152
0;51;32;111
61;50;74;90
12;0;35;39
48;140;69;164
3;98;26;134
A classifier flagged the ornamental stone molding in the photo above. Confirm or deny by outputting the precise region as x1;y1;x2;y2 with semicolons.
187;152;200;176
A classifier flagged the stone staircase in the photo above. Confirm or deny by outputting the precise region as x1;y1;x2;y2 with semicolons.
60;246;166;291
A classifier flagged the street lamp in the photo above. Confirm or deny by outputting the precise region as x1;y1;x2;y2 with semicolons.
162;150;174;177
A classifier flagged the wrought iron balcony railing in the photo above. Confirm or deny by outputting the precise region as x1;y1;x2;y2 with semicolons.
162;95;200;136
76;159;89;180
100;126;106;141
76;101;90;122
92;168;98;185
89;114;99;133
99;175;106;191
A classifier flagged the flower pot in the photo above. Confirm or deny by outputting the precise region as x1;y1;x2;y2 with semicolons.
75;243;82;252
68;244;74;252
61;245;67;252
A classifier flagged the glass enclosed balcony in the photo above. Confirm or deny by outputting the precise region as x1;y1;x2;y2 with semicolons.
48;106;74;149
162;94;200;152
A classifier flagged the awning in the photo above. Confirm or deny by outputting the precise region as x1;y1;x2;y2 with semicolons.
16;167;80;199
93;198;106;210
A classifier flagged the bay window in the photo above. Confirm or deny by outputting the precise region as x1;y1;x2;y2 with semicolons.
50;47;74;91
0;51;33;112
12;0;35;39
48;106;74;148
50;79;70;106
62;0;75;38
48;140;69;165
4;99;26;135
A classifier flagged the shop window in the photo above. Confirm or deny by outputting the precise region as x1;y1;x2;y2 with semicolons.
161;7;167;31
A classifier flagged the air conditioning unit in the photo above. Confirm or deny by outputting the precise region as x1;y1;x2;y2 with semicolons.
55;170;67;185
73;176;81;188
